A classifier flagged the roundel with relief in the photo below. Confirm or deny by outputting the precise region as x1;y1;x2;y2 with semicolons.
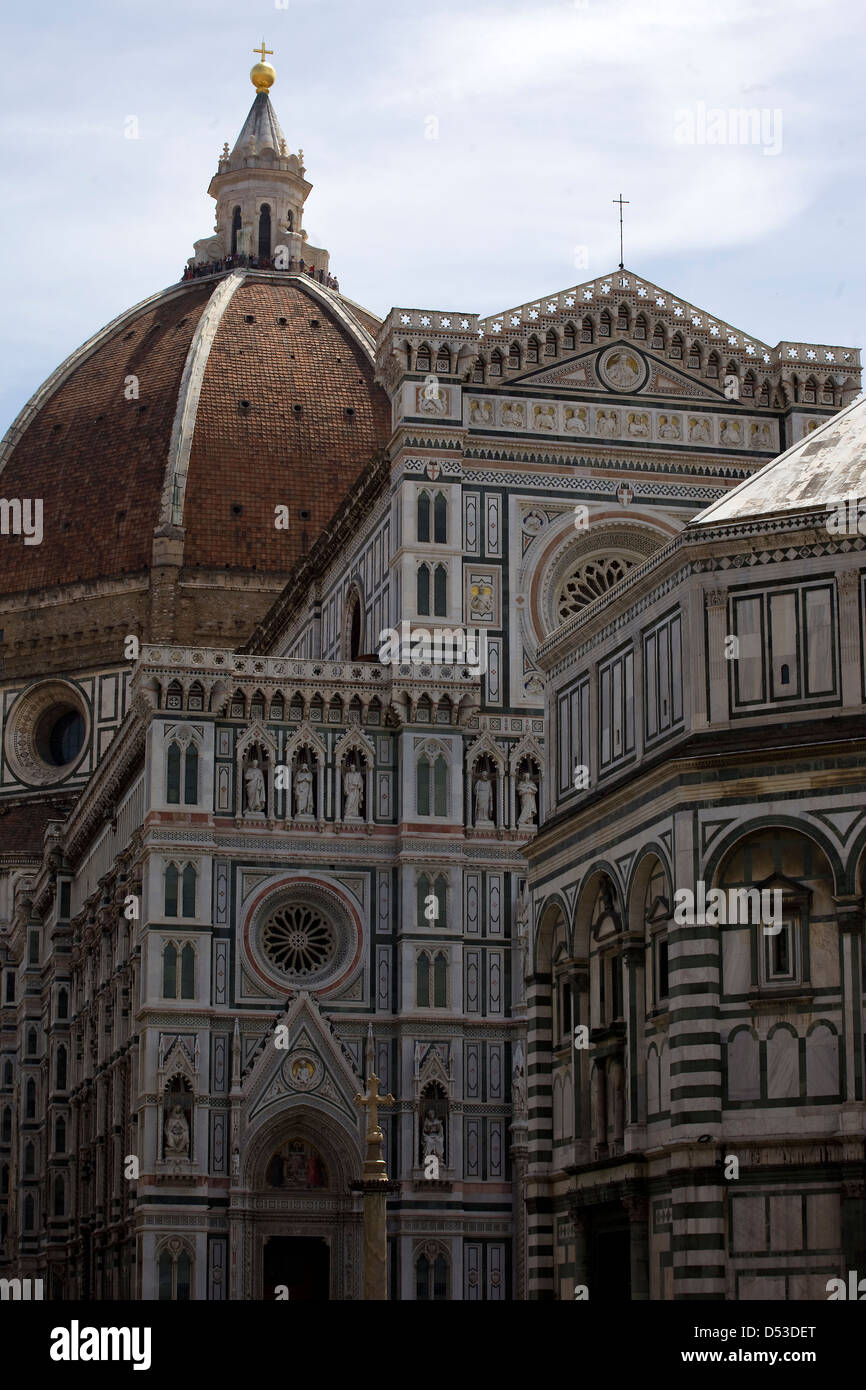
597;345;648;393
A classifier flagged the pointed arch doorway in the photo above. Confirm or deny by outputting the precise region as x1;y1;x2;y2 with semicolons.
263;1236;329;1301
233;1104;363;1300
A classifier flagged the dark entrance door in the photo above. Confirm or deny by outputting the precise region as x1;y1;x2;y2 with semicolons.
263;1236;329;1301
589;1211;631;1302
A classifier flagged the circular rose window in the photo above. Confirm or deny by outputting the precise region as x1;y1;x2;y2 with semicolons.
247;881;359;994
262;905;336;977
4;680;89;786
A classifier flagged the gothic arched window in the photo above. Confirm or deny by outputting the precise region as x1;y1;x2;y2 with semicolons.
158;1246;193;1301
181;943;195;999
433;564;447;617
23;1194;35;1231
25;1078;36;1119
433;952;448;1007
53;1175;66;1217
416;750;448;817
415;342;432;372
24;1142;35;1175
55;1115;66;1153
27;1027;37;1056
416;1250;450;1300
527;335;539;364
489;350;502;378
634;313;647;340
184;743;198;805
670;332;683;360
545;329;557;357
258;204;271;258
508;341;521;370
165;864;179;917
417;563;431;616
599;310;611;338
231;206;242;256
181;864;196;918
166;743;182;804
1;1107;11;1142
433;493;447;545
707;351;720;379
163;942;178;998
563;321;576;350
417;491;431;543
416;951;431;1007
57;988;68;1020
436;345;451;374
56;1045;67;1091
581;316;594;343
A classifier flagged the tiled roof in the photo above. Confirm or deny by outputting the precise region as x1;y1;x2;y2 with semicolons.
0;274;390;596
693;393;866;525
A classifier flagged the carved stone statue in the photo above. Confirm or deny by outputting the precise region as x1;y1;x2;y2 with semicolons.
294;762;314;816
343;762;364;819
564;407;588;434
689;416;710;444
421;1108;445;1160
658;414;682;441
517;771;538;826
511;1042;526;1117
244;759;266;814
164;1104;190;1157
474;768;493;824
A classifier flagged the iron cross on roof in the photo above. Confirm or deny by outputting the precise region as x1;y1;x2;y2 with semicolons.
612;194;630;271
253;40;273;62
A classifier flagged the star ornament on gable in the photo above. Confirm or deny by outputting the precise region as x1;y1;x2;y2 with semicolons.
616;482;634;507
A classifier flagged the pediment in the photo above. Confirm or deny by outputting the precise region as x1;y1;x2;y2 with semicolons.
245;991;364;1132
512;344;727;402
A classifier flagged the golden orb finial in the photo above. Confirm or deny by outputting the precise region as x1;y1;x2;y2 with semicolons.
250;40;275;94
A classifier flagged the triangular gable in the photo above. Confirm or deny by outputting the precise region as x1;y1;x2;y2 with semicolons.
244;991;364;1132
480;266;771;359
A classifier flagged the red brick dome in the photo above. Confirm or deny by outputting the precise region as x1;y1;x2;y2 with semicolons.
0;271;390;663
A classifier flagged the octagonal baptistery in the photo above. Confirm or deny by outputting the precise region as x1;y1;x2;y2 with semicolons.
0;271;390;681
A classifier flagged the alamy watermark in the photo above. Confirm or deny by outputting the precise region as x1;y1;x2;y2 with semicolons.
674;102;783;157
378;621;488;675
0;498;43;545
673;882;783;934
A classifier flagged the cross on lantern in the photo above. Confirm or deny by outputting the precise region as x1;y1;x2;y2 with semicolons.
253;40;273;63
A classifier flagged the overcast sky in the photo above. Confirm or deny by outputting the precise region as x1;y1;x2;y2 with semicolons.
1;0;864;432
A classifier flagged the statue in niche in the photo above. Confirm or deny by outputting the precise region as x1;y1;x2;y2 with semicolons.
501;401;524;428
421;1108;445;1161
688;416;710;444
164;1104;190;1157
720;418;742;446
244;758;266;814
534;406;556;431
512;1043;526;1117
469;399;492;426
627;411;650;438
658;414;681;441
517;769;538;826
294;761;314;816
596;409;619;437
564;407;588;434
604;351;640;389
474;766;493;824
343;760;364;819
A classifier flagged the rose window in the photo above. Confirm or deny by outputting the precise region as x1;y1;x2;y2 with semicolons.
262;905;336;977
556;556;636;622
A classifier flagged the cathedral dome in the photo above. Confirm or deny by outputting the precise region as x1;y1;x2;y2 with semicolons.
0;271;390;668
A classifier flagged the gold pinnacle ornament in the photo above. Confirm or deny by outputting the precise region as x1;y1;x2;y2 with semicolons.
250;41;275;94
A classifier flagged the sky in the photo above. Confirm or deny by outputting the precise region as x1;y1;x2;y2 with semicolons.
1;0;864;432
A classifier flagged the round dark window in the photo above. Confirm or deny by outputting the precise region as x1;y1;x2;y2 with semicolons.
35;707;85;768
